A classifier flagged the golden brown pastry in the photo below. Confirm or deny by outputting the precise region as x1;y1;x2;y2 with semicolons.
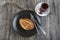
19;18;35;30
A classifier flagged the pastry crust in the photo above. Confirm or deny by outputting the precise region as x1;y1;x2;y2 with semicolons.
19;18;34;30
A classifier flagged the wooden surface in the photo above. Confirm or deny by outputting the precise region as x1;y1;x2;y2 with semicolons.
0;0;60;40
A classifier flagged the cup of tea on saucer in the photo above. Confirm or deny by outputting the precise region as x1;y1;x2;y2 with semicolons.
35;2;50;16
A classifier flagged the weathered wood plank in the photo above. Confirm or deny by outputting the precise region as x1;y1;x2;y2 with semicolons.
54;0;60;40
0;0;11;40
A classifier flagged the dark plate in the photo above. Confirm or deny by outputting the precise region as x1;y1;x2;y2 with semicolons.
12;10;37;37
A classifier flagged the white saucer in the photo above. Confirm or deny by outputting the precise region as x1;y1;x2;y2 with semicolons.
35;2;50;16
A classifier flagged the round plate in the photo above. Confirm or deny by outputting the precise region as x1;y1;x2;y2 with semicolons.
12;10;37;37
35;2;50;16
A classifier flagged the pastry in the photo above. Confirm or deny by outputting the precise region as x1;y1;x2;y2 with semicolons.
19;18;35;30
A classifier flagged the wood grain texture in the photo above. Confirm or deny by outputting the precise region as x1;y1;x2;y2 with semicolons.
0;0;60;40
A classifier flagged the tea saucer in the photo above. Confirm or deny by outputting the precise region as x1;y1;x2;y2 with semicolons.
35;2;50;16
